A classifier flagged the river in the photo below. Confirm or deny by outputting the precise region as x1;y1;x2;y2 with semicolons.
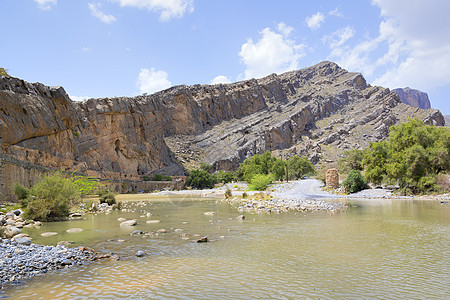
2;196;449;299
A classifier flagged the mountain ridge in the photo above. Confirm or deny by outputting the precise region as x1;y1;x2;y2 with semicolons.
0;61;445;178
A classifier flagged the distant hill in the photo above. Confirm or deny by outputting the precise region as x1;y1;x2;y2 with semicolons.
392;87;431;109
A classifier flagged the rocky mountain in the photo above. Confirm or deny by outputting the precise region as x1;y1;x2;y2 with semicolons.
392;87;431;109
445;115;450;127
0;62;445;178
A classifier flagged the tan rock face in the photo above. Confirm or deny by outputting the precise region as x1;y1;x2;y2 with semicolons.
326;169;339;189
0;61;445;177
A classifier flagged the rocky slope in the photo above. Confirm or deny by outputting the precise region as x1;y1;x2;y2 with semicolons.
445;115;450;127
0;62;445;177
392;87;431;109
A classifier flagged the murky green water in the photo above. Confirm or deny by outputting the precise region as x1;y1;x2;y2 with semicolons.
3;197;450;299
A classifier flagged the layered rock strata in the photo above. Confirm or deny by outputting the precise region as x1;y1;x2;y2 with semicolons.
0;61;445;178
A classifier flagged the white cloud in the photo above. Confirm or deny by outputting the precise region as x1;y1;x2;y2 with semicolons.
239;22;305;79
326;0;450;93
89;3;117;24
372;0;450;90
70;95;91;102
323;26;355;48
137;68;172;94
34;0;56;10
210;75;231;85
329;8;343;17
306;12;325;30
81;47;92;52
115;0;193;21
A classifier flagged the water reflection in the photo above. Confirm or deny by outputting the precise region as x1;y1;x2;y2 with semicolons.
3;197;449;299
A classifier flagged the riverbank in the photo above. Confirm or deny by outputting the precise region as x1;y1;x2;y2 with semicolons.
0;239;95;290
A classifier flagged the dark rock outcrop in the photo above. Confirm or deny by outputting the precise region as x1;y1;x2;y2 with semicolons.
0;62;445;177
392;87;431;109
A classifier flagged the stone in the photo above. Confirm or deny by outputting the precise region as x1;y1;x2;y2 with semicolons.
197;237;208;243
326;168;339;189
203;212;216;216
117;217;127;222
131;230;143;235
120;220;137;226
66;228;84;233
136;251;145;257
14;237;31;245
41;232;58;237
236;215;245;220
4;226;21;238
146;220;160;224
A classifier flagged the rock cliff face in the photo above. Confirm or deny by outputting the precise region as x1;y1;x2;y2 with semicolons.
445;115;450;127
392;87;431;109
0;62;445;177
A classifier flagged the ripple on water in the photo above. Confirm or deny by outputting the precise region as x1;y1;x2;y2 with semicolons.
3;199;449;299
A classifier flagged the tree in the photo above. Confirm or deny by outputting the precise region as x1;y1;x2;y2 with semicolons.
186;169;217;189
271;159;286;181
287;156;315;180
338;149;366;172
236;151;276;181
362;119;450;194
343;170;367;194
248;174;273;191
216;170;234;184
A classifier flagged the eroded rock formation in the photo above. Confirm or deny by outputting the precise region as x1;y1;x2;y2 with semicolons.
392;87;431;109
0;61;445;178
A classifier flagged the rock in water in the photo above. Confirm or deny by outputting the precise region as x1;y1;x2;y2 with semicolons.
41;232;58;237
136;251;145;257
66;228;84;233
197;237;208;243
120;220;137;226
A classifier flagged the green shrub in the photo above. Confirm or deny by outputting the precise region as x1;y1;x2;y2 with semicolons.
248;174;273;191
216;170;234;184
225;188;232;198
152;174;163;181
14;184;29;200
200;162;212;172
100;192;116;205
22;173;80;221
163;175;172;181
143;176;151;181
242;192;248;198
343;170;367;194
186;169;217;189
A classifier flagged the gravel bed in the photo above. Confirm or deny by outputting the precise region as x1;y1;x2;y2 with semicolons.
0;238;95;289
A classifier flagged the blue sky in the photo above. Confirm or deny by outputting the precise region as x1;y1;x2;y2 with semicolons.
1;0;449;114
